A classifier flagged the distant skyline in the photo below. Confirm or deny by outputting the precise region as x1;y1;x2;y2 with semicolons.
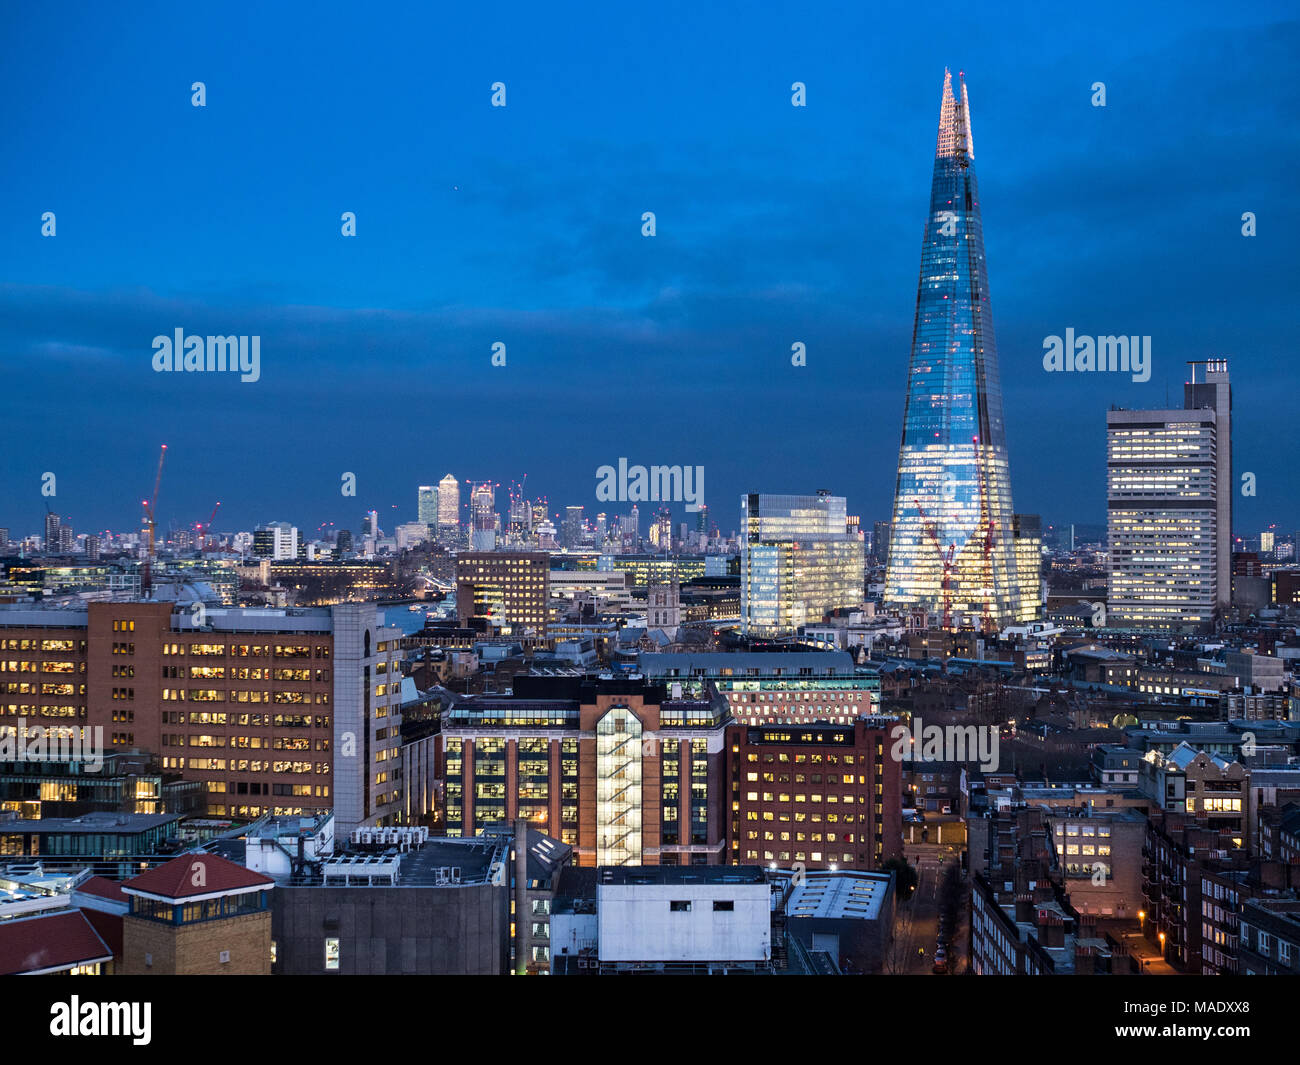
2;3;1296;538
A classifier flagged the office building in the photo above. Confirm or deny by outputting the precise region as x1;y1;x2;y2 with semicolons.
417;485;439;527
638;651;879;725
0;600;404;835
253;522;300;561
455;551;549;636
1012;513;1044;623
884;71;1028;631
441;674;729;866
740;492;863;638
726;719;903;871
470;483;497;551
438;474;460;540
1106;361;1231;631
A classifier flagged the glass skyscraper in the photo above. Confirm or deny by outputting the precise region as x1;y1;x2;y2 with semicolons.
884;70;1027;630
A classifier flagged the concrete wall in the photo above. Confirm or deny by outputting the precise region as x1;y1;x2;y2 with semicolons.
271;883;506;975
597;881;769;962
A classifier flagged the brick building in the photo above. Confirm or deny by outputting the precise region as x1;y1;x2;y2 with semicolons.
0;600;403;835
725;719;902;871
441;674;729;866
120;852;273;975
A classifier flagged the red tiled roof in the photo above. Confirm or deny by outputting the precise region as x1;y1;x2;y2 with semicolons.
123;852;273;900
0;911;112;975
76;876;127;903
81;907;123;958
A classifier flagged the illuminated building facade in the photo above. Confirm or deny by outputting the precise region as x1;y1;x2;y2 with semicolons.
1106;361;1231;631
438;474;460;540
455;551;549;636
0;600;403;834
740;493;862;638
441;675;729;866
884;70;1026;630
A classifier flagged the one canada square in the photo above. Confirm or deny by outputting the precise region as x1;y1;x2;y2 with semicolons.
885;71;1037;630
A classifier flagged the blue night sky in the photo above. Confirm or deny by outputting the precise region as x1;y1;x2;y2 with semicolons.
1;1;1295;541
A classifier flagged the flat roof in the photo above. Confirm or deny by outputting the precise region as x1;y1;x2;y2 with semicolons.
779;870;891;921
597;865;766;887
0;813;180;835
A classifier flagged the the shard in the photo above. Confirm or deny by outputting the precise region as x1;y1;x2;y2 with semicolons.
884;70;1032;630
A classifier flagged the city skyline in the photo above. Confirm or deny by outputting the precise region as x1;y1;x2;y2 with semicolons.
2;4;1296;538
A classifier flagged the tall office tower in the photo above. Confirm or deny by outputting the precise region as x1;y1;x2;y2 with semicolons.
695;504;709;535
0;529;9;555
1183;360;1232;610
84;534;100;561
438;474;460;540
651;507;672;551
44;511;60;553
253;521;300;560
470;482;497;551
508;494;533;543
563;506;585;549
872;521;891;565
336;529;353;553
1011;514;1044;623
1106;360;1231;631
595;513;607;543
58;522;75;554
740;491;864;638
417;485;439;527
884;70;1025;632
626;505;640;549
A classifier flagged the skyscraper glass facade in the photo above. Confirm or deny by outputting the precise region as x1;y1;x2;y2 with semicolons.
885;70;1025;630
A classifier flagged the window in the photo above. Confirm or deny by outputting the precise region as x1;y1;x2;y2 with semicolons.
713;900;734;912
670;900;691;912
325;937;340;970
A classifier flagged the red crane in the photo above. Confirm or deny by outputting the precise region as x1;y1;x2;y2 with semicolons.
141;444;167;597
973;435;997;634
197;501;221;552
914;497;956;630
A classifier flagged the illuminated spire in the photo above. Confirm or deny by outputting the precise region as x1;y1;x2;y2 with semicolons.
935;68;974;163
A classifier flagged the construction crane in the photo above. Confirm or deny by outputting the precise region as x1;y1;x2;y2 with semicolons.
914;497;956;630
197;501;221;553
973;435;997;634
141;445;167;597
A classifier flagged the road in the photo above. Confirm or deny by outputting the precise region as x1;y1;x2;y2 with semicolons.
893;841;965;974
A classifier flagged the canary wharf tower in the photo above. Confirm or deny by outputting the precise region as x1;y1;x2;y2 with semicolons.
884;70;1029;630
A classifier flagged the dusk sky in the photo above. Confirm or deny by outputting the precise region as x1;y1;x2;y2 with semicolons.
2;1;1295;541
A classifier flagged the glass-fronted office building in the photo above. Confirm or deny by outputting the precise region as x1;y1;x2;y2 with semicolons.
740;493;862;638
